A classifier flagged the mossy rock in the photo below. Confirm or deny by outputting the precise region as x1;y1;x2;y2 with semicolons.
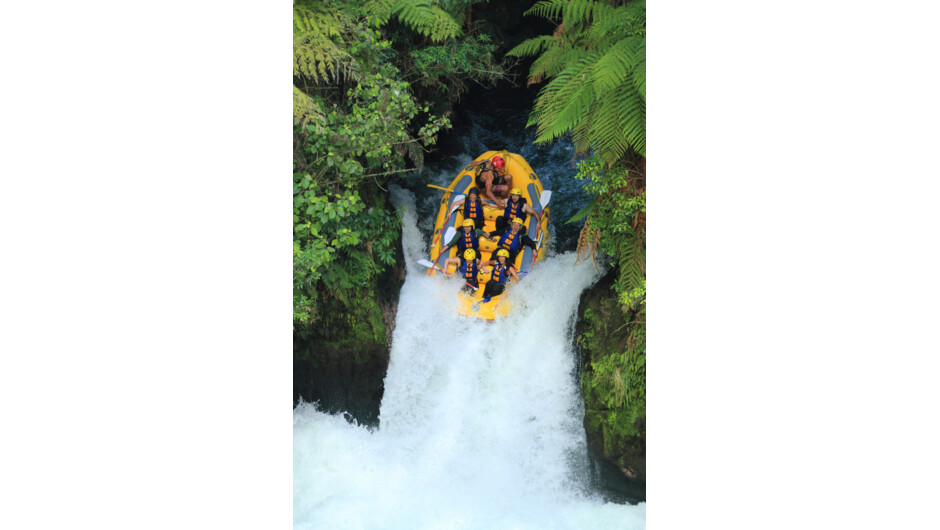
577;268;646;484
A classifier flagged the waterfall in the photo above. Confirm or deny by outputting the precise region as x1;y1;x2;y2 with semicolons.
293;186;646;529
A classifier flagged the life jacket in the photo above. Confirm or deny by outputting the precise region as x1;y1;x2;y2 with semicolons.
503;197;527;223
492;262;509;284
456;229;479;252
475;160;507;189
461;258;479;283
498;228;523;253
463;197;484;224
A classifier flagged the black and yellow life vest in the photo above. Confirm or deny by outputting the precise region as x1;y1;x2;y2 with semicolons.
462;259;478;283
498;229;522;253
492;262;509;284
463;197;484;223
503;197;527;222
456;229;479;252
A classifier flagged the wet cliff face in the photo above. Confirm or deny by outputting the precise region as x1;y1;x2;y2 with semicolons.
293;225;406;428
576;268;647;488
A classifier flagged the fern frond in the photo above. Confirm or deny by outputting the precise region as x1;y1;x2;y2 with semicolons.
527;45;587;85
362;0;395;25
616;84;646;157
566;196;599;224
391;0;461;42
293;86;325;126
587;96;629;166
590;36;643;95
533;53;599;142
506;35;556;58
631;45;646;100
562;0;615;28
524;0;570;21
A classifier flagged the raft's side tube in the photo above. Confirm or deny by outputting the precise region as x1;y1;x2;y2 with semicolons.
518;181;543;274
433;173;472;271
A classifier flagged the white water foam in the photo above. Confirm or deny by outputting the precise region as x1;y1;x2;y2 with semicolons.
293;187;645;529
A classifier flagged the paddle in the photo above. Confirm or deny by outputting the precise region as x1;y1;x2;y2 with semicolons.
534;189;552;244
539;190;552;209
417;259;445;273
417;259;479;291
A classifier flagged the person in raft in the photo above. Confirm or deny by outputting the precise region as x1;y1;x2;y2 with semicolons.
444;248;484;292
440;218;487;257
494;217;536;265
447;187;485;229
480;248;520;303
470;155;512;206
486;187;540;239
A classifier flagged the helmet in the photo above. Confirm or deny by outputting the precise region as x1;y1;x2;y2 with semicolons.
464;249;476;260
496;249;510;259
462;219;475;227
511;217;525;225
510;187;522;196
468;187;479;196
492;156;505;169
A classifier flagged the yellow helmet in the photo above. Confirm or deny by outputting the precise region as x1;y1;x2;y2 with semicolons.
463;248;476;260
511;217;525;225
510;187;522;196
496;249;510;258
462;219;475;227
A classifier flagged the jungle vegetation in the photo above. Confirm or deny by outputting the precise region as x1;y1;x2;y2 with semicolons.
292;0;509;344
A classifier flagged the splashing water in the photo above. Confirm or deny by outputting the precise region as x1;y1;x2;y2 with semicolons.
293;187;645;529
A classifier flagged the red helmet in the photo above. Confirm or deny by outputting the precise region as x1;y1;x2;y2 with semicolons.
491;156;505;169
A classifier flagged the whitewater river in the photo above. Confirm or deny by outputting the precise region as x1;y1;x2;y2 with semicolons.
293;185;646;529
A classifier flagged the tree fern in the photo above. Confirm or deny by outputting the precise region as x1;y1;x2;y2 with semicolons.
517;0;646;161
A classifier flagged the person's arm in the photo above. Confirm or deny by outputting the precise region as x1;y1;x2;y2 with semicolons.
443;232;460;249
443;257;460;274
523;203;541;219
482;175;500;206
508;266;521;281
522;234;537;250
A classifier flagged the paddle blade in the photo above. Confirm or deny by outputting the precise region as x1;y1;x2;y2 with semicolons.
539;190;552;208
449;196;465;214
417;259;435;269
443;226;457;243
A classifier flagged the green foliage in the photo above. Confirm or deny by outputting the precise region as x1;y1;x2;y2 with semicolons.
405;34;505;102
364;0;462;41
579;298;646;445
508;0;646;163
293;0;498;335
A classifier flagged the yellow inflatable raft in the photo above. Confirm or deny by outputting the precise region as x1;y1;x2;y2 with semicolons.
426;151;551;320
